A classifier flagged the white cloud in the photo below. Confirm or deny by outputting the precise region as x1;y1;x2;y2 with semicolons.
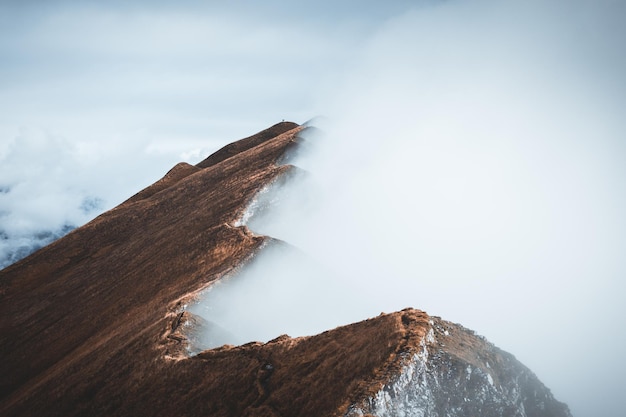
0;2;365;267
190;1;626;416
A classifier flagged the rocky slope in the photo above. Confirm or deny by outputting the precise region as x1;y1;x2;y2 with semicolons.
0;122;571;417
347;315;570;417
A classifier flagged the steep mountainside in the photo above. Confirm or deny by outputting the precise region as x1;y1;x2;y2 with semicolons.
0;122;571;417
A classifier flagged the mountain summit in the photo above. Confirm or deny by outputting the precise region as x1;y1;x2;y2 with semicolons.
0;122;571;417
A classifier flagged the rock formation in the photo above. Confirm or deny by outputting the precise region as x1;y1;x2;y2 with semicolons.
0;122;571;417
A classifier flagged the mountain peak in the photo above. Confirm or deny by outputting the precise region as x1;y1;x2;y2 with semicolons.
196;121;300;169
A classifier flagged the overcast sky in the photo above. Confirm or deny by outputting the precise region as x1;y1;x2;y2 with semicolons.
1;1;625;416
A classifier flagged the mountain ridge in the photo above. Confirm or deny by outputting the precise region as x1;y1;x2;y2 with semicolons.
0;122;570;417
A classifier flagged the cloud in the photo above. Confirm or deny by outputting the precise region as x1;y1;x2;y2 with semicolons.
0;2;367;137
0;1;368;267
189;1;626;416
0;127;82;267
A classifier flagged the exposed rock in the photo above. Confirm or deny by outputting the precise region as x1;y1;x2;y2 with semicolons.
347;314;572;417
0;122;570;417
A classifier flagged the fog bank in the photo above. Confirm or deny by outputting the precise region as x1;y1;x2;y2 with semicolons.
190;2;626;417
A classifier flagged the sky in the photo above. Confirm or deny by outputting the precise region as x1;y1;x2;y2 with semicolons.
1;1;625;416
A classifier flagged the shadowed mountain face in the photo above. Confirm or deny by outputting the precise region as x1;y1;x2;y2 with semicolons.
0;122;570;417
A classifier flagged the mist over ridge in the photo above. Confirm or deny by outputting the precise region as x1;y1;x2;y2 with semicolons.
193;2;626;417
1;1;624;416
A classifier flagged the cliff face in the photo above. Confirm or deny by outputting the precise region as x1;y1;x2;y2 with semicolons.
0;122;570;417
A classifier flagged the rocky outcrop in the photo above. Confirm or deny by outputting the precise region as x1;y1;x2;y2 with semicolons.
347;315;571;417
0;122;570;417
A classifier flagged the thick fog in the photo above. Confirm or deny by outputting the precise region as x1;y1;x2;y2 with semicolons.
2;1;625;416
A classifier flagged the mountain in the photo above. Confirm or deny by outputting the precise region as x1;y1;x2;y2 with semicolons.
0;122;571;417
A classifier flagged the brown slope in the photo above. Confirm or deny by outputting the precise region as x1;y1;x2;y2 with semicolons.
3;308;430;417
196;121;299;169
0;122;302;410
123;162;201;205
